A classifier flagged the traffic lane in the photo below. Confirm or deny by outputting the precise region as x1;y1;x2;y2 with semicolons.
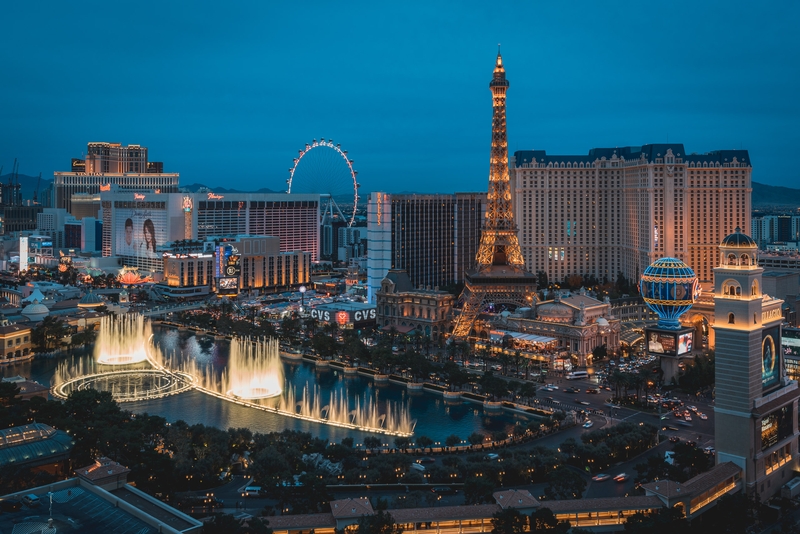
330;487;464;507
583;440;672;499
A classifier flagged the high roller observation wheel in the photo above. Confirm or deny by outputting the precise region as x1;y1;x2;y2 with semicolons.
287;138;360;227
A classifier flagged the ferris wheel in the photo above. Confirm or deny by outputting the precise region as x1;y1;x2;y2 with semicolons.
287;138;360;227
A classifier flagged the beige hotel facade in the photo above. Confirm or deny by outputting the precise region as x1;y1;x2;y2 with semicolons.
512;144;751;289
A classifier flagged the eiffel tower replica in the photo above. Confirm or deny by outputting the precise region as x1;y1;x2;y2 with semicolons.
451;51;537;340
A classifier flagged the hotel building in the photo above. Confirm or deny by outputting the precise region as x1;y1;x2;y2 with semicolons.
55;142;179;213
367;192;485;303
712;228;799;499
512;144;751;288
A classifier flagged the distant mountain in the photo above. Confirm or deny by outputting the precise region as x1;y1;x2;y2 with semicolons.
752;181;800;208
180;183;279;194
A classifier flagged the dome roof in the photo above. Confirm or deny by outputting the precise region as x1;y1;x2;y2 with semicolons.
78;290;104;308
720;227;757;249
537;301;573;322
21;299;49;320
596;317;609;326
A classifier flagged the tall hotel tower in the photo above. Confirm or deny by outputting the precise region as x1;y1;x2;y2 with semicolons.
451;52;537;339
55;142;180;213
513;146;751;288
713;228;798;499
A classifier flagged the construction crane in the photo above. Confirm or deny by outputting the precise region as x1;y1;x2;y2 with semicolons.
33;172;41;204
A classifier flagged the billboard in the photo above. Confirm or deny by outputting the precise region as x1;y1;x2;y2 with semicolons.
677;332;693;355
19;237;28;272
761;405;793;451
762;325;782;390
646;330;677;355
115;207;167;259
218;277;239;295
215;244;241;278
783;328;800;358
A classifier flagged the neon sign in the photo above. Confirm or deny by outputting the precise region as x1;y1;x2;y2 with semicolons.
377;193;383;225
99;184;111;191
134;193;145;200
207;193;224;200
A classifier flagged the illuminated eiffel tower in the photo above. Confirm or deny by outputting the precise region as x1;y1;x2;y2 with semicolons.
451;51;537;340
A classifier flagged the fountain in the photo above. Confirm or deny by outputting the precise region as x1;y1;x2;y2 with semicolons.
94;315;151;365
54;316;415;436
222;338;283;400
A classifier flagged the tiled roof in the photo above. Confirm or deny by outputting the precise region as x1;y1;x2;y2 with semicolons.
76;457;131;481
641;462;741;499
330;497;374;518
493;489;540;509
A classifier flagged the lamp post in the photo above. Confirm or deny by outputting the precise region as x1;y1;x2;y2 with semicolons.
299;285;306;313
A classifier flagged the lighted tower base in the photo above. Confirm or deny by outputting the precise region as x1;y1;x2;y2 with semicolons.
644;325;696;385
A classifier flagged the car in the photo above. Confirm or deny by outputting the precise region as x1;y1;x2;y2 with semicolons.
592;474;611;482
583;420;594;428
564;387;577;393
703;447;716;456
699;413;708;420
669;435;681;443
431;486;458;495
579;401;591;406
417;457;436;464
688;405;698;412
21;494;40;508
410;463;426;472
613;473;629;482
663;425;680;431
684;415;692;421
484;453;500;461
678;420;692;427
686;440;697;448
545;384;559;390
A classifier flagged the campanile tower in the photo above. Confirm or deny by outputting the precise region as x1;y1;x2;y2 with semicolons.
451;52;537;339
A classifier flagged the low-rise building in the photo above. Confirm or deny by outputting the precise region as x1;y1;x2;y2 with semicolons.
0;321;32;364
376;269;455;342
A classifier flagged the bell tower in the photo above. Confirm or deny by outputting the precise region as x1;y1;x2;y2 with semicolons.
713;227;798;499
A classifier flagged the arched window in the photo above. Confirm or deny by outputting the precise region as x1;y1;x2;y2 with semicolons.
754;313;758;325
727;254;737;266
752;280;758;296
741;254;750;266
384;305;390;316
728;313;735;324
735;286;741;296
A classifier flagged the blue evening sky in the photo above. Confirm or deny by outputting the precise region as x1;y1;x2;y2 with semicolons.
1;1;798;194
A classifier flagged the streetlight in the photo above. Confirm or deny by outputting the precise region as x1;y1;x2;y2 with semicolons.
299;285;306;313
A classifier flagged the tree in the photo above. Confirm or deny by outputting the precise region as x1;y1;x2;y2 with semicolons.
31;316;69;351
0;382;20;406
445;434;461;448
203;513;248;534
491;508;527;534
696;492;758;533
530;508;570;533
464;475;495;504
355;509;403;534
468;432;485;448
544;467;586;500
592;344;608;362
364;436;382;452
416;435;434;452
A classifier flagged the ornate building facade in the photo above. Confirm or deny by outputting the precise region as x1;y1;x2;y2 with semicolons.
375;270;454;342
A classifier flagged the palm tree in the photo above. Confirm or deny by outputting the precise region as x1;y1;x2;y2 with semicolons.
416;435;433;453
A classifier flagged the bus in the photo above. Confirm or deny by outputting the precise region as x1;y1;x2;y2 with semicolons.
566;371;588;380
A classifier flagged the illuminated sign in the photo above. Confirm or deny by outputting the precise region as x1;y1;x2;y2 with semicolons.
762;325;781;390
311;309;331;322
99;184;111;191
183;196;194;212
19;237;28;272
762;308;782;323
217;277;239;295
336;311;349;325
677;332;693;355
783;328;800;358
761;405;793;451
377;193;382;225
646;331;676;355
354;309;376;321
311;308;376;323
207;193;224;200
134;193;145;200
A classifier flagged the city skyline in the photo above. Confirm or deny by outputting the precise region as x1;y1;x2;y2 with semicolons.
1;1;799;193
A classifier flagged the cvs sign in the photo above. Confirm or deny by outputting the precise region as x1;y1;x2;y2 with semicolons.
354;309;376;321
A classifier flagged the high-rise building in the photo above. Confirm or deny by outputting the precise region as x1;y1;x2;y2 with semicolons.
752;215;800;247
451;52;537;339
713;228;798;499
513;145;751;288
55;142;179;213
194;193;320;261
366;192;484;303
